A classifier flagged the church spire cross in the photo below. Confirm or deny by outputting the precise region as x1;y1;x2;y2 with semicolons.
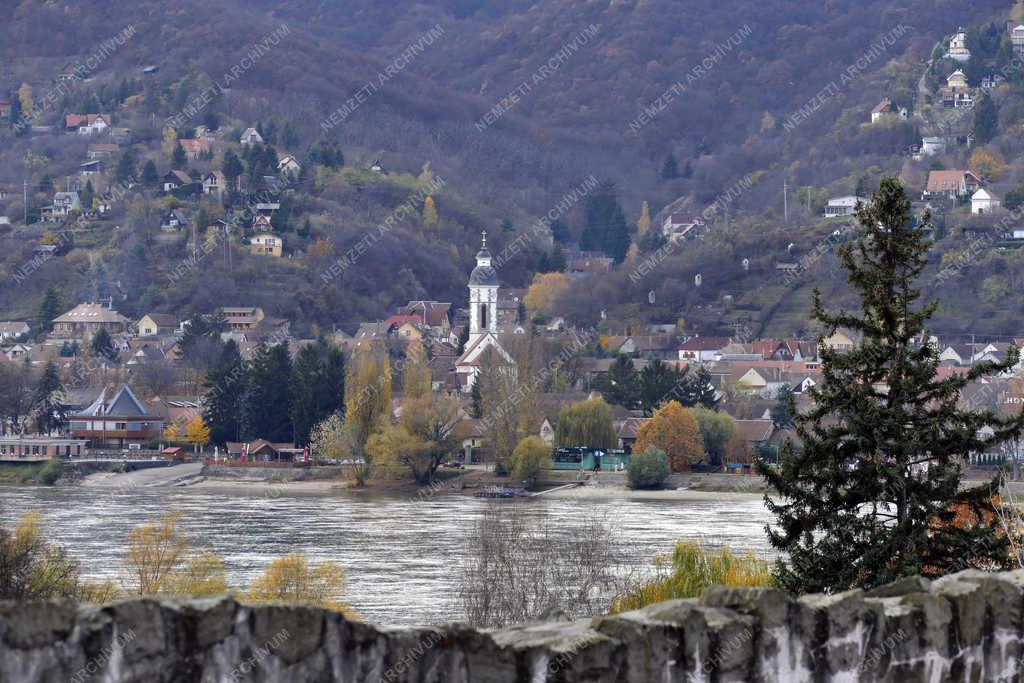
481;230;487;248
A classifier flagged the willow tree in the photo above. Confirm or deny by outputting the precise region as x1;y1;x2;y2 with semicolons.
344;347;392;479
554;398;617;450
763;177;1024;594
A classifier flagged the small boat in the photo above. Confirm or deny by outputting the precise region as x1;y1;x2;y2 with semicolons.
474;485;528;498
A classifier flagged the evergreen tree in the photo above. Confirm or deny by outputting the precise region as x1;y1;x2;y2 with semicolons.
288;341;344;447
638;359;683;416
171;142;187;168
203;341;246;446
660;153;679;179
80;179;94;210
32;361;66;435
8;91;23;134
973;91;998;144
39;174;54;193
243;343;293;443
550;218;571;245
771;385;796;429
114;149;136;183
582;180;630;262
597;354;639;410
38;287;62;334
90;328;116;361
549;245;567;272
141;160;159;188
688;366;719;410
470;379;483;418
289;344;322;447
762;177;1024;594
222;150;243;191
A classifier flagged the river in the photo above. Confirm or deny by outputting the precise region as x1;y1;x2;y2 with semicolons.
0;485;772;627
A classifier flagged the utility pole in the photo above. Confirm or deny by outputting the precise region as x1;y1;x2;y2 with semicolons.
783;178;789;224
23;179;27;224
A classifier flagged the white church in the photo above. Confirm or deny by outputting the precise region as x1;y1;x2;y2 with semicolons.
455;232;515;392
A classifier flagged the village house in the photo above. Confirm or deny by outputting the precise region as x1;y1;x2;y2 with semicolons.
178;138;210;160
137;313;178;338
397;301;452;334
278;155;301;175
947;70;969;90
68;385;164;448
65;114;112;135
617;417;649;452
160;208;191;231
162;170;192;193
971;189;1001;215
676;336;731;363
51;302;130;338
250;233;283;257
239;127;264;146
86;143;119;160
0;321;30;341
870;98;906;123
923;170;981;200
823;196;862;217
1013;24;1024;56
54;190;82;214
202;171;228;196
947;28;971;62
0;436;88;460
0;98;10;119
661;212;707;241
221;307;265;332
566;253;614;277
921;136;946;156
224;440;303;462
79;160;104;177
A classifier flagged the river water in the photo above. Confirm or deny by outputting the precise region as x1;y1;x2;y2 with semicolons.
0;486;772;627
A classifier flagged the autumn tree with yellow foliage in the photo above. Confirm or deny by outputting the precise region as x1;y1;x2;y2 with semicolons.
342;348;392;485
122;511;226;597
633;401;705;471
523;272;572;318
246;552;357;618
422;195;439;229
185;416;210;453
969;147;1008;182
637;201;651;235
402;340;432;400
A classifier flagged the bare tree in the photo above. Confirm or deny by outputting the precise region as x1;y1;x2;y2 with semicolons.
457;503;629;628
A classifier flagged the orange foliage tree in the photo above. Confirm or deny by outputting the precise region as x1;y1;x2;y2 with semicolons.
633;401;704;471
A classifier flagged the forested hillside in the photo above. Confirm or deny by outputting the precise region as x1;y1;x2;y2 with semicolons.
0;0;1021;337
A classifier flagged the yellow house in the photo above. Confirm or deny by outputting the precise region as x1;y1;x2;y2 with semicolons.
396;322;424;340
820;330;856;352
250;233;282;257
946;70;968;91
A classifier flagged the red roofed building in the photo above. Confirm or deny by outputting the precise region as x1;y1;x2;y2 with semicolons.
923;170;981;199
65;114;112;135
178;138;211;160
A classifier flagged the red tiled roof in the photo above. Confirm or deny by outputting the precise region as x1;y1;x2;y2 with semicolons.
677;337;731;352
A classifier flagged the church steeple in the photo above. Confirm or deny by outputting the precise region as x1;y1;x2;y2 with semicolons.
468;231;498;344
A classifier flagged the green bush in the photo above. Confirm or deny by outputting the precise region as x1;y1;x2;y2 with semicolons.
37;459;63;486
509;436;552;488
627;447;671;489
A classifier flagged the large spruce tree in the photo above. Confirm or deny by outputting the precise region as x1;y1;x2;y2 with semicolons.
763;177;1024;594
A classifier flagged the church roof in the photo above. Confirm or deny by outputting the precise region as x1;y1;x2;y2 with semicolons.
469;263;498;286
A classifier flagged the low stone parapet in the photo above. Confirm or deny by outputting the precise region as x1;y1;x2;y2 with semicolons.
1;569;1022;681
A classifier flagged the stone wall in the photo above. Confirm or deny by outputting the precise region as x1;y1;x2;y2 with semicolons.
2;568;1023;682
